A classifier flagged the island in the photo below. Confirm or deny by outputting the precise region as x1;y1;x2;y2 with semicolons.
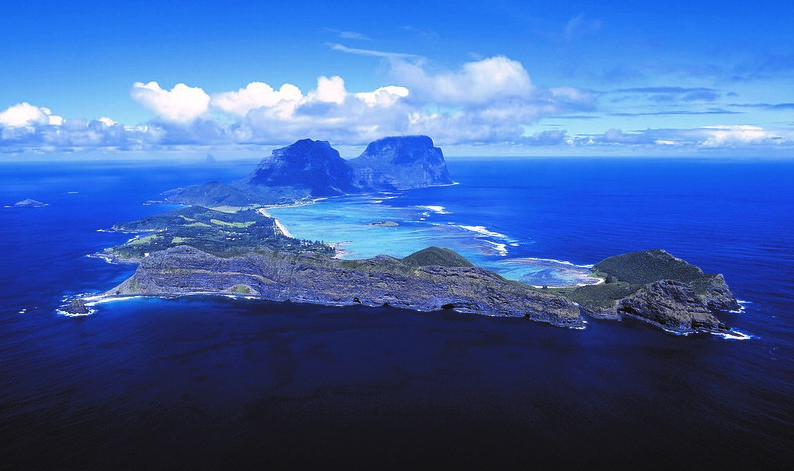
78;136;740;335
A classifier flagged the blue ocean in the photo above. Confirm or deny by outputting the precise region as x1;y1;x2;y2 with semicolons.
1;157;792;469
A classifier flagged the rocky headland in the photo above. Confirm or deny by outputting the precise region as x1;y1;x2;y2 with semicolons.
559;249;739;333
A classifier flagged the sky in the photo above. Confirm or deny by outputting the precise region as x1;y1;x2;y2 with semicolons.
1;0;793;157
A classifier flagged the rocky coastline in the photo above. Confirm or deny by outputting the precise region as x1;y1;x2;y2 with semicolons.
105;245;584;329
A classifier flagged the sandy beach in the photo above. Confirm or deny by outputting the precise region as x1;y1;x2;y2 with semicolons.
257;207;294;238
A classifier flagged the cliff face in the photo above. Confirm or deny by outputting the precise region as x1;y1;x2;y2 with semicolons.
347;135;453;190
616;280;727;331
564;249;739;334
246;139;357;196
108;245;584;329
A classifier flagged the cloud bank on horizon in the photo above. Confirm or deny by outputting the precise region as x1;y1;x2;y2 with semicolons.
1;0;792;156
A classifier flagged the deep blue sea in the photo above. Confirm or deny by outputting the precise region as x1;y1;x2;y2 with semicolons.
1;157;792;469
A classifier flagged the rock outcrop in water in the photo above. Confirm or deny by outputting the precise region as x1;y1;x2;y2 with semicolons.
108;246;584;328
165;135;452;207
561;249;739;334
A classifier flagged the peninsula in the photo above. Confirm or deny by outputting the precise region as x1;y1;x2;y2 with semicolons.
84;136;739;335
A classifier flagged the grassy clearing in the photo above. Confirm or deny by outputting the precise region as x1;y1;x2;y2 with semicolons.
231;284;254;294
128;234;159;246
210;219;256;228
209;205;257;213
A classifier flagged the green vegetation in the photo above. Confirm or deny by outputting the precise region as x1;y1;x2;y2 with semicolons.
128;234;159;245
210;219;256;228
209;205;258;213
129;279;141;293
231;284;254;294
559;282;639;309
107;206;334;261
593;249;704;285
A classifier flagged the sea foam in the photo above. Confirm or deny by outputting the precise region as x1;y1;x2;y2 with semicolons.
458;225;508;239
418;205;451;214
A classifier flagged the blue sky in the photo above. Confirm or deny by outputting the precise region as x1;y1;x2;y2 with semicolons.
1;0;793;156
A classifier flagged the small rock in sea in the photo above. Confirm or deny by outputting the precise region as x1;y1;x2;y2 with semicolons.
368;220;399;227
67;298;90;315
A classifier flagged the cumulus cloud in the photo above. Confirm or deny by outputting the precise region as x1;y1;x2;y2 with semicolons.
212;82;303;117
2;56;598;151
5;53;793;155
130;82;210;123
392;55;532;105
98;117;117;127
311;76;347;104
0;102;62;128
354;86;409;107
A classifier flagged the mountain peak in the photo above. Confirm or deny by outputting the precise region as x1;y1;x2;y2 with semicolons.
348;135;453;190
246;139;356;196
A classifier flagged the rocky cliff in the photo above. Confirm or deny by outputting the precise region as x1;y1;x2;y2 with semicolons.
245;138;358;196
348;135;453;190
108;245;584;328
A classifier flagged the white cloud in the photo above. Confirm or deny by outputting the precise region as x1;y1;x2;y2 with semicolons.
0;102;61;128
130;81;210;123
699;125;778;147
354;86;409;107
312;76;347;104
550;87;595;109
329;43;421;60
392;55;532;105
212;82;303;116
7;53;793;155
576;125;792;152
98;117;117;127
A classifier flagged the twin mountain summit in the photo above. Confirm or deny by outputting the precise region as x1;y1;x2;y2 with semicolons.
74;135;741;336
166;135;452;207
